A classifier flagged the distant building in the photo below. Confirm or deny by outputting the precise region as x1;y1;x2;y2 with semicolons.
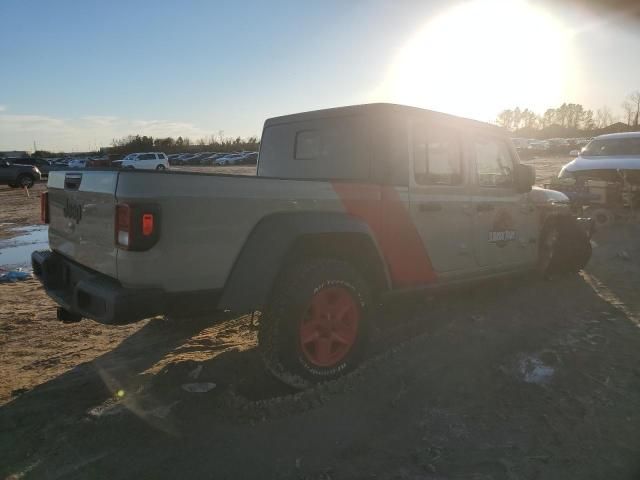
0;151;29;159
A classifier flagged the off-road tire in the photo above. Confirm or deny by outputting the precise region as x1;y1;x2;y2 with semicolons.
259;258;371;389
539;217;592;276
16;174;35;188
555;217;592;272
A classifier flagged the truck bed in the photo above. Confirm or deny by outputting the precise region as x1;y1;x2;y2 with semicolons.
46;169;347;292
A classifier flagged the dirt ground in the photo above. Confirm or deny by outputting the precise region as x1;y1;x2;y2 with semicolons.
2;159;640;480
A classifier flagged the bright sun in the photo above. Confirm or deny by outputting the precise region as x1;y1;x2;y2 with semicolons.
385;0;570;122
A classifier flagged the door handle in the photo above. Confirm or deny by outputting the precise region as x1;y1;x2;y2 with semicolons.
476;203;495;212
419;202;443;213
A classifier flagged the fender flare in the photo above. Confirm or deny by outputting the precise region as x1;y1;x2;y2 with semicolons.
217;211;391;313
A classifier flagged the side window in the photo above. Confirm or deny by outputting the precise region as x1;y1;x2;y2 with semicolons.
156;153;166;160
474;137;514;187
258;116;367;180
294;130;321;160
413;125;462;185
139;153;155;160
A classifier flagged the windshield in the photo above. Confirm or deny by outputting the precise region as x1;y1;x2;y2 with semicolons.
582;137;640;156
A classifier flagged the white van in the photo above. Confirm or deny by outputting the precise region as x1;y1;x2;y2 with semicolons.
120;152;169;170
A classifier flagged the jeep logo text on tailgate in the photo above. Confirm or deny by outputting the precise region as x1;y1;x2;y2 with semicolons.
63;199;83;224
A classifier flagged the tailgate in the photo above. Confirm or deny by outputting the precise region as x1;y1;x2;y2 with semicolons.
47;170;119;277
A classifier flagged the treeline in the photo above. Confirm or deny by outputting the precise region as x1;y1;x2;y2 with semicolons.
497;91;640;138
106;134;260;155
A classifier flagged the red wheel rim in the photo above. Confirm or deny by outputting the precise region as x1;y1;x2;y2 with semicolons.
299;286;361;367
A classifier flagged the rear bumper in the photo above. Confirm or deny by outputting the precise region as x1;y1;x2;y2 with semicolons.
31;250;164;324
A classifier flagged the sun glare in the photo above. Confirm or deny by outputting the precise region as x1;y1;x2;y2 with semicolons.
386;0;570;122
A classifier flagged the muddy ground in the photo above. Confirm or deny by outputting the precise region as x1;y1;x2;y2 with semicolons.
1;159;640;479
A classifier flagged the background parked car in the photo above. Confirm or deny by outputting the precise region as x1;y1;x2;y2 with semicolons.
167;154;182;165
87;156;111;167
185;152;209;165
547;138;572;155
53;157;72;166
199;153;220;165
214;153;245;165
240;152;258;164
8;157;56;177
120;152;170;170
0;159;41;188
174;153;196;165
68;158;88;169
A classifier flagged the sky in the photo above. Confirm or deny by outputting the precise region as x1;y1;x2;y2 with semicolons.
1;0;639;152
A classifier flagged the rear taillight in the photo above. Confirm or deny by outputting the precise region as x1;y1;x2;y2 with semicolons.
115;203;160;251
116;204;131;247
40;192;49;224
142;213;154;236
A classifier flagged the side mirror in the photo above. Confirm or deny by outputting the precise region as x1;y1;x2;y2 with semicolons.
515;163;535;193
569;149;580;156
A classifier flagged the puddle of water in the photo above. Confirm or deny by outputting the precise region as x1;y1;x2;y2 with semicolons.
0;225;49;269
518;355;555;385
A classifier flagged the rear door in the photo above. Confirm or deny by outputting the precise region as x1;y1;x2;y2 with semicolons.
48;170;119;277
408;121;476;277
470;134;533;268
137;153;155;169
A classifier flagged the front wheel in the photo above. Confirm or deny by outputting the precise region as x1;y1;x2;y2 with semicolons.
259;258;371;389
538;217;592;277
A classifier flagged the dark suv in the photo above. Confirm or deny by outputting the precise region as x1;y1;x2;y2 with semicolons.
9;157;55;177
0;159;42;188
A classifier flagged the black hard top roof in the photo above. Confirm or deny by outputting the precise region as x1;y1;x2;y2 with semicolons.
264;103;503;134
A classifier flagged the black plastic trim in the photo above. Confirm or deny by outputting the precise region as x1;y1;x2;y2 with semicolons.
217;211;391;313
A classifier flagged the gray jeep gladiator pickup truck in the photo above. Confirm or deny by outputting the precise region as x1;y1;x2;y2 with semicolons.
32;103;591;387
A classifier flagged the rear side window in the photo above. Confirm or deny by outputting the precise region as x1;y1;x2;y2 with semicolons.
413;124;462;186
138;153;155;160
258;115;369;180
474;137;514;187
156;153;166;160
295;130;321;160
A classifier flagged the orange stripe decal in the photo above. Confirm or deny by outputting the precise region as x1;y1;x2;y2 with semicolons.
332;182;437;287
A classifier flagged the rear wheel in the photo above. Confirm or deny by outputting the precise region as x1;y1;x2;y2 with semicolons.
16;174;35;188
259;258;371;389
156;164;166;171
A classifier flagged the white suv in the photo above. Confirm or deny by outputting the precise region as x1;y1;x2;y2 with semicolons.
121;152;169;171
